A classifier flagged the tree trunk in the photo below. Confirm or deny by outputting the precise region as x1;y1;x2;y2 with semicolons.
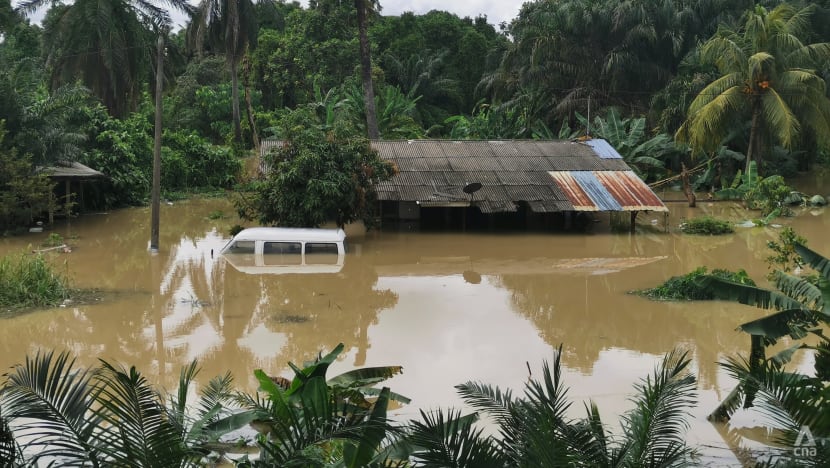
746;103;761;175
681;162;696;207
355;0;379;140
242;53;260;154
230;58;243;143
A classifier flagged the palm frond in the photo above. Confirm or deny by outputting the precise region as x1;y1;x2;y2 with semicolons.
0;350;103;465
456;381;514;425
621;349;697;466
406;408;504;467
93;360;192;467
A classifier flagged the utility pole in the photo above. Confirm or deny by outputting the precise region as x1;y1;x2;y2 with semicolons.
150;32;164;253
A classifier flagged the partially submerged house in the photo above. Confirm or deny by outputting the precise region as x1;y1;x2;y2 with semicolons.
260;138;668;231
372;139;667;231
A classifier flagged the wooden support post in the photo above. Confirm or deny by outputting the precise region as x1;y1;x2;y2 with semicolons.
630;211;638;233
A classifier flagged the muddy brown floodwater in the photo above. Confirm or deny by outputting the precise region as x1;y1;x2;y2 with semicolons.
1;189;829;465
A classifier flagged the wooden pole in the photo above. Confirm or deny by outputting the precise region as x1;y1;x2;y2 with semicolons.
150;32;164;253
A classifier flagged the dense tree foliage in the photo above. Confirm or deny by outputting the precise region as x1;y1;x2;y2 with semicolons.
237;108;395;228
1;0;830;225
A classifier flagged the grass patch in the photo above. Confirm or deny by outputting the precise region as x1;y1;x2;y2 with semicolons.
0;253;71;311
680;216;734;235
633;267;755;301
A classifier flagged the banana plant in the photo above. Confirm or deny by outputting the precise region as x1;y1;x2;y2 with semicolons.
235;343;407;467
700;241;830;464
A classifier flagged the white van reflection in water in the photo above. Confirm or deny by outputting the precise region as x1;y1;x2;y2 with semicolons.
218;227;346;274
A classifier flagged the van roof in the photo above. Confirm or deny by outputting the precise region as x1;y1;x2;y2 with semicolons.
228;227;346;243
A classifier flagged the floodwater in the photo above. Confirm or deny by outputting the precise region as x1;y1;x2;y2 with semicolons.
1;190;829;466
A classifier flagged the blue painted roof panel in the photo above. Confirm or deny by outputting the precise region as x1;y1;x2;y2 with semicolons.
571;172;623;211
584;139;623;159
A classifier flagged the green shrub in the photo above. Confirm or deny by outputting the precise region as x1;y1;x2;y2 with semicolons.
0;253;70;309
0;134;54;232
680;216;734;235
634;266;755;300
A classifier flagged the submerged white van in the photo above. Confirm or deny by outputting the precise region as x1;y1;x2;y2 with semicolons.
219;227;346;274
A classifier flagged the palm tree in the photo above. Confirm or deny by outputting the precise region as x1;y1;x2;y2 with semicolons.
0;350;243;466
677;4;830;174
187;0;258;143
16;0;191;118
354;0;379;140
405;345;698;467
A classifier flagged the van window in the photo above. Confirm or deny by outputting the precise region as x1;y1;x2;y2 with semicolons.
228;240;255;254
263;242;302;265
305;243;340;265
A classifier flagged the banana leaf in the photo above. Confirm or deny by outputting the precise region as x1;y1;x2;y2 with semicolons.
697;276;804;311
795;242;830;282
738;308;818;343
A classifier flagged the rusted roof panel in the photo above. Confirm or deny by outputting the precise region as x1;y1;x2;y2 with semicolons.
571;172;623;211
594;171;668;212
550;172;600;211
584;139;622;159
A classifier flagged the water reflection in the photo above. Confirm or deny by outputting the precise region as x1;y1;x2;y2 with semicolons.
1;197;829;464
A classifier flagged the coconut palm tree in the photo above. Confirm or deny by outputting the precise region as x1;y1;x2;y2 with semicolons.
16;0;191;118
677;4;830;174
187;0;258;143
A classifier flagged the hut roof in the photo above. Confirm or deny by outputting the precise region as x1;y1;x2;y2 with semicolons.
373;139;667;213
39;161;105;181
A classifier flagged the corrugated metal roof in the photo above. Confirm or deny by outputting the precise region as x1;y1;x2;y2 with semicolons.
549;172;599;211
583;139;622;159
476;200;518;213
260;138;667;214
595;171;668;211
571;172;623;211
550;170;667;212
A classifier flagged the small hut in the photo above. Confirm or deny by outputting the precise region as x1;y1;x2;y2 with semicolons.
39;161;105;223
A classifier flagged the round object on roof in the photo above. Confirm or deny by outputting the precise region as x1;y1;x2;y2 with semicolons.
463;182;482;194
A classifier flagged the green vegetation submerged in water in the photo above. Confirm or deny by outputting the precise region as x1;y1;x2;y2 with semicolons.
634;266;755;300
680;216;734;235
0;253;71;310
